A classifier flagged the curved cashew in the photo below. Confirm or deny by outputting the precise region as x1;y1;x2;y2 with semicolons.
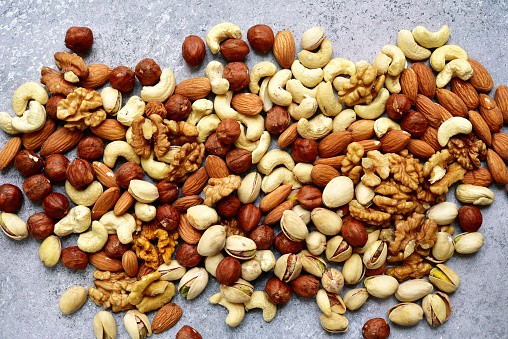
316;81;342;117
206;61;229;95
157;146;180;164
298;38;333;69
291;61;324;88
261;167;302;193
141;151;170;180
77;221;108;253
354;88;390;119
437;117;473;147
297;114;333;140
323;58;356;82
65;180;103;206
257;150;295;175
430;45;468;72
134;202;156;222
259;77;273;112
455;184;495;205
381;45;407;76
372;53;392;75
12;82;48;116
209;292;245;327
187;99;213;126
288;96;318;120
117;96;146;126
9;101;46;133
197;114;221;143
436;59;473;88
412;25;450;48
333;109;356;132
267;69;292;106
396;30;431;61
332;76;350;93
140;68;175;102
54;205;91;236
234;124;260;151
206;22;242;54
100;211;137;244
0;112;20;134
251;131;271;164
374;117;401;138
249;62;277;94
103;141;140;168
285;79;317;104
244;291;277;322
293;162;314;184
385;73;401;93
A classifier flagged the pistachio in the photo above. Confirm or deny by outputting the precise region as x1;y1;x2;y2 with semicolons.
123;309;152;339
178;267;209;300
39;235;61;267
430;232;454;262
325;235;352;262
204;252;225;277
127;180;159;203
237;172;262;204
387;303;424;326
274;253;302;282
342;253;365;285
157;260;186;281
422;292;451;326
310;208;342;236
225;235;257;260
321;268;344;294
343;288;369;311
186;205;219;230
254;249;276;272
429;264;460;293
426;201;458;225
453;232;484;254
101;87;122;115
322;176;354;208
395;279;433;302
220;278;254;303
355;181;375;206
292;205;311;224
0;212;28;240
280;209;309;242
316;288;346;317
93;311;117;339
354;229;380;254
319;312;349;333
241;259;262;281
59;285;87;315
300;250;327;278
305;231;327;256
362;240;387;269
364;275;399;298
197;225;226;256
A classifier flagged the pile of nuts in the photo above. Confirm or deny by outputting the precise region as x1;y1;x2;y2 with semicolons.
0;21;506;338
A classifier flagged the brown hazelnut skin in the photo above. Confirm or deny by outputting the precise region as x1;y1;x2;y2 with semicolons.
116;162;144;188
274;232;304;254
45;95;65;119
42;192;69;219
14;150;44;177
216;195;241;217
249;225;274;250
458;205;483;232
247;25;275;53
27;212;54;239
216;119;241;144
176;325;202;339
400;111;428;137
296;185;322;209
156;180;179;204
65;26;94;53
135;58;162;86
182;35;206;67
223;62;250;91
386;93;411;120
362;318;390;339
237;204;261;233
292;138;318;163
164;94;191;121
76;136;104;161
205;132;231;157
341;219;368;247
290;275;320;298
23;174;52;201
61;246;88;270
44;154;70;182
265;106;291;135
226;148;252;173
110;66;136;92
0;184;23;213
157;204;180;231
176;243;202;267
220;39;250;61
265;277;291;304
366;261;386;277
215;257;242;286
104;234;131;258
66;158;95;189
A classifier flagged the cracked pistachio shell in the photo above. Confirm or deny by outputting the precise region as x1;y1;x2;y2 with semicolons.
93;311;117;339
39;235;61;267
274;253;302;282
101;87;122;115
354;229;380;254
0;212;28;240
197;225;226;256
157;260;186;281
453;232;484;254
355;181;375;206
364;275;399;298
128;180;159;203
205;252;225;277
306;231;327;256
241;259;262;281
342;253;365;285
186;205;219;231
237;172;261;204
124;309;151;339
429;264;460;293
292;205;311;224
431;232;454;262
321;268;344;294
281;209;309;242
225;235;257;260
388;303;424;326
325;235;352;262
426;201;458;225
320;312;349;333
300;250;327;278
422;292;451;326
395;279;433;302
310;208;342;236
220;278;254;303
254;249;276;272
316;289;346;316
178;267;209;300
343;288;369;311
362;240;387;269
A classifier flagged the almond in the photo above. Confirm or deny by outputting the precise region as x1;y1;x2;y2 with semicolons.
451;78;479;110
152;303;183;334
406;139;435;158
422;126;441;151
93;161;119;188
415;94;441;127
379;130;410;153
205;155;230;178
40;127;84;158
22;119;56;150
177;213;202;244
231;93;263;115
435;88;468;118
436;104;453;122
313;155;345;169
172;195;204;212
356;140;382;152
122;250;139;277
89;251;123;272
91;119;127;141
92;187;121;220
174;77;211;101
486;149;508;185
461;168;493;187
478;94;503;133
0;137;22;171
181;167;208;196
318;131;353;158
259;184;292;212
467;58;494;92
114;191;135;216
278;123;298;148
347;120;375;141
79;64;112;88
411;62;436;99
273;30;295;69
311;164;340;188
492;131;508;162
468;111;492;146
263;200;295;225
400;67;418;104
494;85;508;123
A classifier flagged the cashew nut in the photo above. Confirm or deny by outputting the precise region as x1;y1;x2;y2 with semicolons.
267;69;293;106
291;60;324;88
430;45;468;72
206;22;242;54
354;88;390;119
197;114;221;143
323;58;356;82
374;117;401;138
437;117;473;147
209;292;245;327
332;109;356;132
332;76;350;93
297;114;333;140
141;151;170;180
187;99;214;126
103;141;141;168
65;180;103;207
117;96;146;126
234;124;260;151
205;61;229;95
134;202;156;222
298;38;333;69
385;73;401;94
8;101;47;133
100;211;138;244
455;184;495;205
244;291;277;322
285;79;317;104
12;82;48;116
288;96;318;120
140;68;175;102
372;53;392;75
257;150;295;175
251;131;271;164
436;59;473;88
261;167;302;193
396;30;431;61
412;25;450;48
77;221;108;253
293;162;314;184
259;77;273;112
54;205;91;236
316;81;342;117
0;112;20;134
157;146;180;164
381;45;406;76
249;62;277;94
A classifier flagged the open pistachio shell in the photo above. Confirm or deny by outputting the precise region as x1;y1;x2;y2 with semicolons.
319;312;348;333
362;240;387;269
431;232;454;262
300;250;327;278
225;235;257;260
93;311;117;339
395;279;433;302
325;235;352;262
205;252;225;277
237;172;262;204
321;268;344;294
422;292;451;326
310;208;342;236
220;278;254;303
354;229;380;254
157;260;186;281
388;303;424;326
0;212;28;240
274;253;302;282
343;288;369;311
123;310;151;339
364;275;399;298
178;267;209;300
197;225;226;257
342;253;365;285
316;289;346;316
453;232;484;254
429;264;460;293
281;209;309;242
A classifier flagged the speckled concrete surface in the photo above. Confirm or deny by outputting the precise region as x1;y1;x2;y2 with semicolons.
0;0;507;338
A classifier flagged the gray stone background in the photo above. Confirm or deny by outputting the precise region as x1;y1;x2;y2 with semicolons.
0;0;507;338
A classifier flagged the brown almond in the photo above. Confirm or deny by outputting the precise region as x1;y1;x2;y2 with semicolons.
172;195;204;212
278;123;298;148
422;126;441;151
451;78;479;110
468;111;492;146
311;164;340;188
22;119;56;150
436;104;453;122
411;62;436;99
273;30;295;69
494;85;508;123
174;77;211;101
478;94;503;133
435;88;468;118
182;167;208;196
347;120;375;142
114;191;135;216
406;139;435;158
318;131;353;158
492;132;508;162
379;130;411;153
486;149;508;185
259;184;292;212
263;200;295;225
89;251;123;272
461;168;493;187
122;250;139;277
91;119;127;141
468;58;494;92
93;161;119;188
356;140;382;153
40;127;84;158
231;93;263;115
152;303;183;334
415;94;441;127
0;137;22;171
92;187;121;220
79;64;112;88
313;155;345;169
400;67;418;104
205;155;230;178
178;213;202;244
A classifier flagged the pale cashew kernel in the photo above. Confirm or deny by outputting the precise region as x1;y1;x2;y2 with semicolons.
234;124;260;151
244;291;277;322
455;184;495;205
381;45;407;76
316;81;342;117
197;114;221;143
267;69;293;106
9;101;47;133
396;30;431;61
117;96;146;126
332;109;356;132
251;131;271;164
332;76;350;93
259;77;273;112
374;117;401;138
206;61;229;95
261;167;302;193
291;60;324;88
385;73;402;93
141;151;170;180
77;221;108;253
100;211;138;243
285;79;317;104
372;53;392;75
293;163;314;184
65;180;103;207
0;112;21;134
436;59;473;88
12;82;49;116
297;114;333;140
437;117;473;147
298;38;333;69
103;141;141;168
187;99;214;126
323;58;356;82
209;292;245;327
257;150;295;175
134;202;157;222
430;45;468;72
157;146;180;164
354;88;390;119
140;68;176;102
54;205;91;236
412;25;450;48
249;62;277;94
288;96;318;120
206;22;242;54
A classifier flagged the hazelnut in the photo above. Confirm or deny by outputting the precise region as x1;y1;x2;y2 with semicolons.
249;225;274;250
42;192;69;219
366;261;386;276
237;204;261;233
226;148;252;173
157;204;180;231
216;195;241;217
182;35;206;66
400;111;428;137
66;158;95;189
64;26;94;53
292;138;318;163
164;94;191;121
215;257;242;285
27;212;54;239
341;219;368;247
265;277;291;304
23;174;52;201
216;119;241;144
44;154;69;182
45;95;65;119
223;62;250;92
386;93;411;120
458;205;483;232
156;180;179;204
205;132;231;157
116;162;143;188
265;106;291;135
362;318;390;339
290;275;320;298
0;184;23;213
296;185;322;209
110;66;135;92
14;150;44;177
76;136;104;161
134;58;162;86
175;243;202;267
220;39;250;61
274;232;304;254
104;234;131;258
176;325;202;339
61;246;88;270
247;25;275;53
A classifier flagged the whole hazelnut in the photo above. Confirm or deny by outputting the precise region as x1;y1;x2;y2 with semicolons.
265;277;291;304
135;58;162;86
0;184;23;213
220;39;250;61
226;148;252;173
274;232;303;254
156;180;179;204
44;154;69;182
386;93;411;120
175;243;202;267
292;138;318;163
116;162;143;188
341;220;368;247
400;111;428;137
176;325;202;339
296;185;322;209
157;204;180;231
458;205;483;232
247;24;275;53
205;132;231;157
290;275;320;298
215;257;242;286
45;95;65;119
27;212;54;239
182;35;206;66
265;106;291;135
104;234;131;258
362;318;390;339
61;246;88;270
42;192;69;219
14;150;44;177
216;119;241;144
110;66;136;92
23;174;52;201
65;26;94;53
164;94;191;121
237;204;261;233
223;62;250;92
216;195;241;217
249;225;274;250
66;158;95;189
76;136;104;161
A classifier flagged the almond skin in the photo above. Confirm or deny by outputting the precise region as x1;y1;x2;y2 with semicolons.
122;250;139;277
174;77;211;101
461;168;493;187
492;131;508;162
273;30;295;69
231;93;263;115
259;184;292;212
415;94;441;127
181;167;208;196
114;191;135;216
40;127;84;157
406;139;435;158
347;120;375;141
93;161;119;188
411;62;436;99
356;140;382;152
205;155;230;178
468;58;494;92
79;64;112;88
313;155;346;169
152;303;183;334
22;119;56;151
263;200;295;225
89;251;123;272
435;88;468;118
468;111;492;147
486;149;508;185
478;94;503;133
422;126;441;151
379;130;411;153
311;164;340;187
172;195;204;213
451;78;479;110
494;85;508;123
0;137;22;171
278;123;298;148
318;131;353;158
91;119;127;141
400;67;418;104
91;187;121;220
177;213;202;244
